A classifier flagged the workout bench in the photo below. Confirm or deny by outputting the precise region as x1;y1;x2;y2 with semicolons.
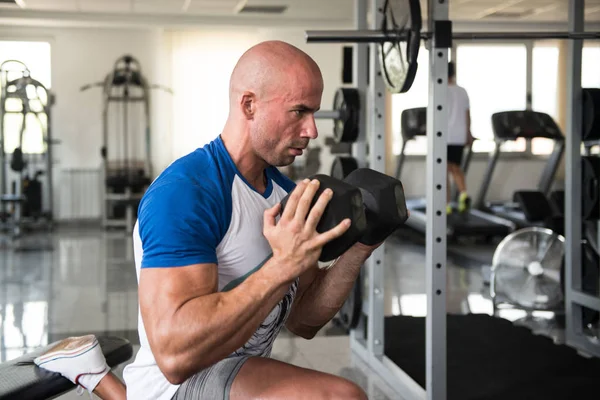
0;336;133;400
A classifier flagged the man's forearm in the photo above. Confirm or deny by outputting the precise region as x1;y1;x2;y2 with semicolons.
153;259;292;384
287;245;372;337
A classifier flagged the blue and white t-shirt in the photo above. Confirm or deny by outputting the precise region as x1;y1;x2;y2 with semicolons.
123;135;297;400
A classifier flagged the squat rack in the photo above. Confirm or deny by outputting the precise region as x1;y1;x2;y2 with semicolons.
306;0;600;399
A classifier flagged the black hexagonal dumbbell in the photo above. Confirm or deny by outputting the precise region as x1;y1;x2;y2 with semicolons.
279;174;368;262
343;168;409;246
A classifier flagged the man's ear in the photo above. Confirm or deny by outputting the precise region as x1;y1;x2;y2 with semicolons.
241;91;256;120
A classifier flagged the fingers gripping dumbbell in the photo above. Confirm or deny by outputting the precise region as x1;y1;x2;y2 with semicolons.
280;175;368;262
279;169;408;262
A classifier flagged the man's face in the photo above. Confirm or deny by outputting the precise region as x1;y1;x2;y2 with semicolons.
250;74;323;167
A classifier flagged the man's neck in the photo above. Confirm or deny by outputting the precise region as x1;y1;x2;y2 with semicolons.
221;125;269;193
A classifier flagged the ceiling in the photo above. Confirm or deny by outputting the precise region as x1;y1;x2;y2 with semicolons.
1;0;600;27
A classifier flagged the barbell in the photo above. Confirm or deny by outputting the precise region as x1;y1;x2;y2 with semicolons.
314;87;360;143
305;0;600;94
305;30;600;43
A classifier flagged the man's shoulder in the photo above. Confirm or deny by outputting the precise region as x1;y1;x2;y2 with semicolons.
141;147;233;217
152;141;229;193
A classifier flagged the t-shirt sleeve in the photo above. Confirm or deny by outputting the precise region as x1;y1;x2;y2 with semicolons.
137;181;226;268
463;88;470;110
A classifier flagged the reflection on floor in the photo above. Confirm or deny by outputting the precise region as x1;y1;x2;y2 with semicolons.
0;224;576;399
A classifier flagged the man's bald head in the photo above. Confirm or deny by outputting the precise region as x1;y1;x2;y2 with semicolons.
223;40;323;169
229;40;323;107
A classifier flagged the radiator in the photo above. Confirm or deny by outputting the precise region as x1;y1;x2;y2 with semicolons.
59;168;102;220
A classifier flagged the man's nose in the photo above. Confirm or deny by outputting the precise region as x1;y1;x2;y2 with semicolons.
301;115;318;139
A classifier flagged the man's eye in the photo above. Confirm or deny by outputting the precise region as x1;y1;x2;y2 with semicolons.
293;110;303;116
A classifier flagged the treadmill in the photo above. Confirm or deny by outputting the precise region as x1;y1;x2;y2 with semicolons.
474;110;565;229
396;107;515;238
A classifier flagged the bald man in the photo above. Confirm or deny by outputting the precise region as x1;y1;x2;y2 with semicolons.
35;41;373;400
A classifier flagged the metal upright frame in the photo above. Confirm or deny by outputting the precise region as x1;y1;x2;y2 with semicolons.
425;1;449;398
565;0;600;358
347;1;449;399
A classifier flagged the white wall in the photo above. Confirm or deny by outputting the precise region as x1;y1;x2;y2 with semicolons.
0;26;171;218
166;26;346;175
0;26;169;169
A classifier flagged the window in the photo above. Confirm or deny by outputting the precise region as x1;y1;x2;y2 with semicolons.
391;48;456;156
456;44;527;152
532;45;559;120
583;45;600;88
0;41;51;154
532;44;560;155
391;47;430;155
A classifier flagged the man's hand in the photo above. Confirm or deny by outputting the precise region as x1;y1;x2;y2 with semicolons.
263;179;351;281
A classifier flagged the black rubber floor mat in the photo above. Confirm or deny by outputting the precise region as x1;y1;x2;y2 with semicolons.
384;314;600;400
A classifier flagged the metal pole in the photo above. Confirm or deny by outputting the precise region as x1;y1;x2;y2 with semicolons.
525;40;533;112
427;0;448;399
305;30;600;43
366;0;386;359
349;0;374;382
352;0;368;167
46;94;54;221
525;41;534;154
314;110;341;119
474;143;501;209
144;78;152;178
350;0;369;347
0;71;6;213
102;75;111;228
565;0;584;347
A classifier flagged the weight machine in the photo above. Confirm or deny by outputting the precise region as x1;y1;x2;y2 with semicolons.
0;60;56;238
306;0;600;399
81;55;171;232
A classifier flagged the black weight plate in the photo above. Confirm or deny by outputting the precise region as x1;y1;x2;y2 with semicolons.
378;0;422;94
338;268;362;331
583;88;600;141
559;243;600;327
582;156;600;221
333;88;360;143
331;156;358;180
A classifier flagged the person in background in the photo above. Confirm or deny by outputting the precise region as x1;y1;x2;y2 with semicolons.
446;61;474;214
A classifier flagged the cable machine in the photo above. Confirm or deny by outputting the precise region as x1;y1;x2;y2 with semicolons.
0;60;56;238
82;55;171;232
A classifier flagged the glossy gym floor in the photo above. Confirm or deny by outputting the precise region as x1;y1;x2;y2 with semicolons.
0;225;564;400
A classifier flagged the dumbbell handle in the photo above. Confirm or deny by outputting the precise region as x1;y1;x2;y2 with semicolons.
315;110;341;119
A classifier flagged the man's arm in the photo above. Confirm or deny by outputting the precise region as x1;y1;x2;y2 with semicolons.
285;242;375;339
139;259;293;385
140;179;350;385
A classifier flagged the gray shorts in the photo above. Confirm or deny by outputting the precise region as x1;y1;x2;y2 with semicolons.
171;356;250;400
